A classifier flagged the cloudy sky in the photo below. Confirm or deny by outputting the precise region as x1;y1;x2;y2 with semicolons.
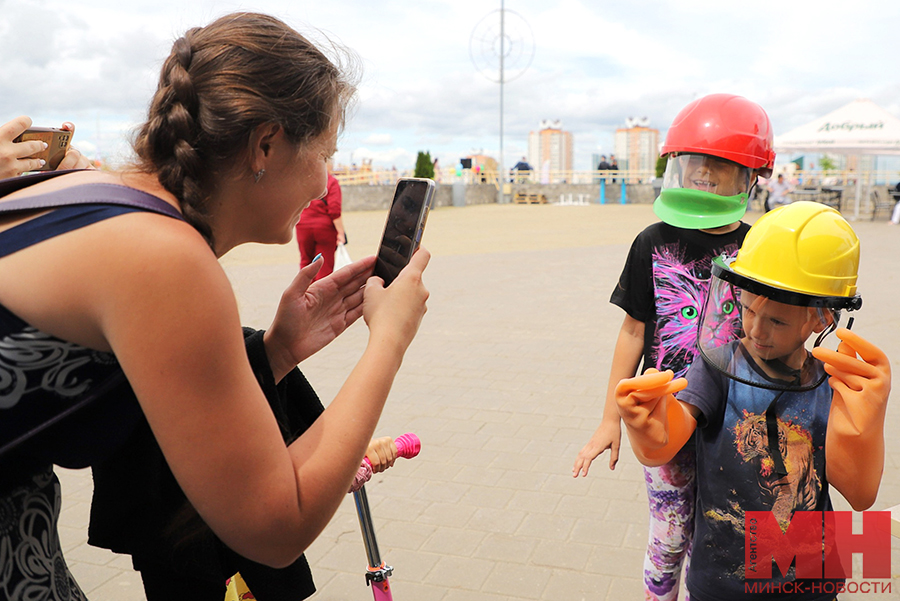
2;0;899;171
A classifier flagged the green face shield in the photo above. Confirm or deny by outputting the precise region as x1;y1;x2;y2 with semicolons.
653;154;754;229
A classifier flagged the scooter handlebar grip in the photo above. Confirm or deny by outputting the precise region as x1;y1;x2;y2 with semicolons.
394;433;421;459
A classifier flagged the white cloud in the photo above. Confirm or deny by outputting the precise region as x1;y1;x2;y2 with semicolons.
2;0;899;171
361;133;393;146
345;146;415;170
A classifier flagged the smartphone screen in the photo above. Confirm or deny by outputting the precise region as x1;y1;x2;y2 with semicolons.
374;178;435;286
13;127;72;171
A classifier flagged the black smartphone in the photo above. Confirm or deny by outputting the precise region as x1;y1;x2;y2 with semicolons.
374;177;435;286
13;127;73;171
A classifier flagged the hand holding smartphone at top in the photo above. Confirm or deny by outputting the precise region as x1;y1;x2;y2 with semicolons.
1;116;76;178
374;178;435;286
13;126;73;171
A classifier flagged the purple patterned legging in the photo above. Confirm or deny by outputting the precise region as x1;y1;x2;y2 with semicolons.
643;441;696;601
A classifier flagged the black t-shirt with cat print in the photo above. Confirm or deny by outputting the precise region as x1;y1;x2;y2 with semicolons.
610;221;750;377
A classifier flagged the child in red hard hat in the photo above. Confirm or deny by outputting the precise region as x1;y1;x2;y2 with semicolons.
574;93;774;600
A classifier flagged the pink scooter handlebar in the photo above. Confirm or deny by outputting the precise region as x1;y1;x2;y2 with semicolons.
350;433;420;493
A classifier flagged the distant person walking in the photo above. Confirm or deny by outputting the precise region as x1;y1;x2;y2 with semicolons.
610;154;619;182
296;164;346;280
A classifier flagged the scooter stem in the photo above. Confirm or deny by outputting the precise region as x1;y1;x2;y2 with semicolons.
354;485;394;600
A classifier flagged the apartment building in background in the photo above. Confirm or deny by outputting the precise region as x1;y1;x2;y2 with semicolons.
614;117;660;181
527;120;574;179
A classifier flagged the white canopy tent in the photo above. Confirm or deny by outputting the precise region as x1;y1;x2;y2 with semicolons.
774;99;900;218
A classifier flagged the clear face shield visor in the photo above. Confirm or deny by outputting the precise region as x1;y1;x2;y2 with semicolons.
697;258;860;393
654;154;756;229
662;153;754;198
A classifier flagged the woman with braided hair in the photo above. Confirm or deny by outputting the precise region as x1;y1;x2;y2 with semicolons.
0;12;429;601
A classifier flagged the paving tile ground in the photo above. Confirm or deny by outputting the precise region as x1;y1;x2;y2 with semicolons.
58;202;900;600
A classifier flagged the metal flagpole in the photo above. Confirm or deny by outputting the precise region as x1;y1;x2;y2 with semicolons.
498;0;505;204
469;4;533;203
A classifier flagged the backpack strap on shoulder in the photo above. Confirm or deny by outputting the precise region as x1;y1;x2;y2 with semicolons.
0;170;184;221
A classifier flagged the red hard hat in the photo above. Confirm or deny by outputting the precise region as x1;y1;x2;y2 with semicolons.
661;94;775;177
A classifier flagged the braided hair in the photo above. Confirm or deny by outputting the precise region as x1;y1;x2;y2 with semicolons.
133;12;358;247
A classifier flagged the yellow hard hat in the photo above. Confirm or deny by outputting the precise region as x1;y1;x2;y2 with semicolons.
730;201;860;303
698;201;861;397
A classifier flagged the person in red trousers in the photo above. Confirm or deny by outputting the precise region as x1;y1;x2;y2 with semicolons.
296;164;346;279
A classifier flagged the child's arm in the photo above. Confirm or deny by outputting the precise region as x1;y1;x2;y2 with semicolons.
573;315;644;476
616;369;698;466
812;329;891;511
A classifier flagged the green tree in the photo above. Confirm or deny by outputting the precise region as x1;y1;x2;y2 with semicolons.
819;155;837;171
655;155;667;179
414;151;435;179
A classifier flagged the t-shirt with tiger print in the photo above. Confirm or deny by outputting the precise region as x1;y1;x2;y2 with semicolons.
610;221;750;378
677;343;840;601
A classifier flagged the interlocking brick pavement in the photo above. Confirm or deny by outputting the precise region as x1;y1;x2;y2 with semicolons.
59;202;900;600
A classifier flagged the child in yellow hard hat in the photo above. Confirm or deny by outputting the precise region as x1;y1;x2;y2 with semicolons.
617;201;890;600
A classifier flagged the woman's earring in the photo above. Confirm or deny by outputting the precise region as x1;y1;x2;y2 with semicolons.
254;169;266;183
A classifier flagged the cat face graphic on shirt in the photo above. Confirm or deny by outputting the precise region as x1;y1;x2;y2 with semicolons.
651;246;740;377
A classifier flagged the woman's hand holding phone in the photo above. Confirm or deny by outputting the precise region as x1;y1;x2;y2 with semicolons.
264;255;376;381
364;247;430;354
